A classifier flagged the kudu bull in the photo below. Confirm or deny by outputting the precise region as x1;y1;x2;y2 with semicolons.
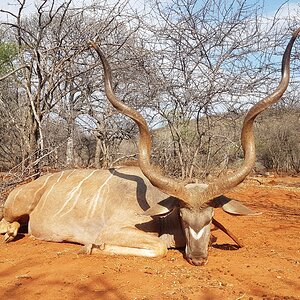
1;29;299;266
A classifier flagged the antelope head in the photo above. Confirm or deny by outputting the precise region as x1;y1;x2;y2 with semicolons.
90;28;300;266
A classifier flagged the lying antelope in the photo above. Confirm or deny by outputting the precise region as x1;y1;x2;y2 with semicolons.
1;29;299;266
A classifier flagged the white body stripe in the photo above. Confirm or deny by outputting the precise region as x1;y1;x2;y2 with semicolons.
11;186;23;213
85;170;115;220
55;170;98;217
29;174;54;211
38;171;65;211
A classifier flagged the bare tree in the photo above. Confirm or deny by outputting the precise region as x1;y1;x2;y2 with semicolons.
0;0;142;173
134;0;299;179
0;0;299;182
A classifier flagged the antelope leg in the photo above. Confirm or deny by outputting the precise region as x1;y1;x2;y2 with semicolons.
92;227;168;258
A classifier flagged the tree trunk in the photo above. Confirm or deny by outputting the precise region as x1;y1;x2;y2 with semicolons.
94;137;102;169
66;134;74;167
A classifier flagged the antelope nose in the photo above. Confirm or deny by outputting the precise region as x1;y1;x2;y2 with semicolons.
192;258;207;266
188;257;208;266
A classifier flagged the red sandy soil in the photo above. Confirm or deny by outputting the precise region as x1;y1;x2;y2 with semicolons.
0;175;299;300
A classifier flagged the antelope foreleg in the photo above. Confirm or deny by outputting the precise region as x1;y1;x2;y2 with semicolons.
90;227;168;258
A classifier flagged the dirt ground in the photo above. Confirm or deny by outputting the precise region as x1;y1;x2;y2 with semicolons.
0;175;299;300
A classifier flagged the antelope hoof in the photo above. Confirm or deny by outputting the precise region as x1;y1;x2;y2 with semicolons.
1;221;20;243
78;244;95;255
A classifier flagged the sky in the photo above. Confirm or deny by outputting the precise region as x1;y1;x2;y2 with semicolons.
0;0;299;18
261;0;296;14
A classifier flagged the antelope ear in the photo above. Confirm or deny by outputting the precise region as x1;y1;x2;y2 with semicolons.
211;196;261;216
143;197;179;216
222;199;262;215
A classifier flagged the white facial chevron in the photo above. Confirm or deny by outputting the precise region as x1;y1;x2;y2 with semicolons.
189;225;207;240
